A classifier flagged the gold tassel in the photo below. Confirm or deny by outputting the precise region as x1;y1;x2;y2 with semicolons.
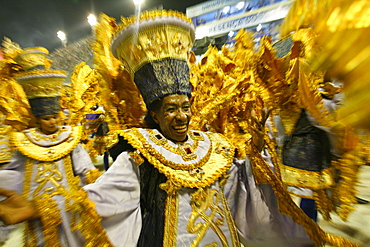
33;194;62;247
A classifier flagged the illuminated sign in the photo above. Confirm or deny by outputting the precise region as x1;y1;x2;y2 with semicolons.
187;0;242;18
195;1;292;39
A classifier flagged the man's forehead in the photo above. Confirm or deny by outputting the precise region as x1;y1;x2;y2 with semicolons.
162;94;190;104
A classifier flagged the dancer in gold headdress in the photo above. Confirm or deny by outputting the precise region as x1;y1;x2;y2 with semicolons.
0;10;359;247
0;46;111;246
89;10;354;246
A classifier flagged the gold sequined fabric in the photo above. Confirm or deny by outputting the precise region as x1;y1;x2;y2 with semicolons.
0;38;32;130
92;13;146;131
120;128;233;188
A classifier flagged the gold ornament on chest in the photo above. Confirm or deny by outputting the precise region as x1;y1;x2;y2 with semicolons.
215;142;232;158
178;143;197;161
148;130;205;161
189;167;205;181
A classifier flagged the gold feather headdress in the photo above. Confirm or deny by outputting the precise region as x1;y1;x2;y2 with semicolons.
93;10;195;131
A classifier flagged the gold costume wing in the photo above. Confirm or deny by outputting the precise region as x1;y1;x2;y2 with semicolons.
66;62;104;161
67;62;101;129
190;30;272;160
190;29;357;246
276;0;370;221
0;38;32;131
281;0;370;129
92;13;146;132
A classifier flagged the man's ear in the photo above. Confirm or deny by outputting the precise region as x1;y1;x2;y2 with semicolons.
150;111;159;124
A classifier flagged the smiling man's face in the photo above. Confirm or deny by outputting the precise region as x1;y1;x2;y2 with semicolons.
151;94;192;142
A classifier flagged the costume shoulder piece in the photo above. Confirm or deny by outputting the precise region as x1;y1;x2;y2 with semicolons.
10;126;83;162
118;128;235;188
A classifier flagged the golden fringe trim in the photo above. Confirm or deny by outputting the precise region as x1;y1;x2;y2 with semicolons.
279;164;334;190
63;156;113;247
24;221;37;247
85;169;102;184
33;194;62;247
66;189;113;247
120;128;234;188
115;10;193;38
249;146;358;247
122;128;212;171
332;150;361;221
314;190;335;221
10;126;83;162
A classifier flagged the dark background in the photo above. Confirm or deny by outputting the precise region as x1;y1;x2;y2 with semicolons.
0;0;204;51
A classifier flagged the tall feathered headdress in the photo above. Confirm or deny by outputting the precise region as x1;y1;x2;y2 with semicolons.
93;10;195;132
15;47;67;117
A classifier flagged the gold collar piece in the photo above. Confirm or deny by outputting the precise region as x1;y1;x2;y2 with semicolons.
119;128;234;188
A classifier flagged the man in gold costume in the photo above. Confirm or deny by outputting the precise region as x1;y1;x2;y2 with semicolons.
0;10;359;247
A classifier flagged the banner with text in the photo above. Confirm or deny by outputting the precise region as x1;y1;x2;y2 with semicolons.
187;0;242;18
195;1;292;39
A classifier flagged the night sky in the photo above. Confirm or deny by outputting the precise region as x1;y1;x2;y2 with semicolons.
0;0;205;51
